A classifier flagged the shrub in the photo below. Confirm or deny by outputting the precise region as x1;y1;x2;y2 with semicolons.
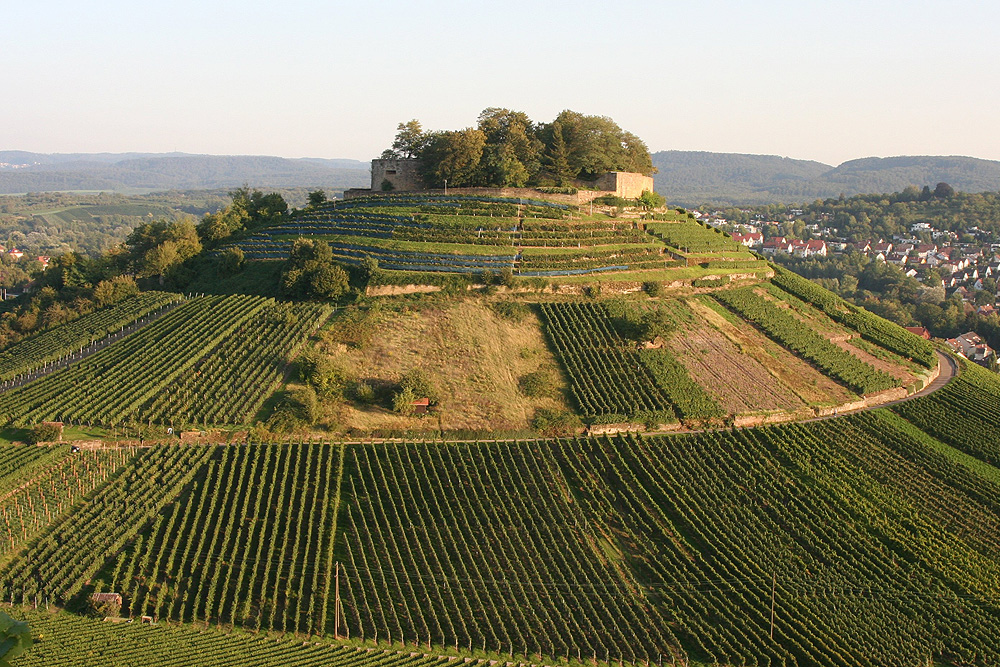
642;281;664;297
500;267;515;287
519;370;554;397
352;381;376;404
531;408;582;437
298;350;349;399
399;368;436;401
26;422;62;444
392;386;416;415
491;300;530;322
638;190;665;209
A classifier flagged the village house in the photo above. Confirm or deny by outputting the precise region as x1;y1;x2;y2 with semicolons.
732;232;763;248
872;241;893;256
947;332;996;368
762;237;794;255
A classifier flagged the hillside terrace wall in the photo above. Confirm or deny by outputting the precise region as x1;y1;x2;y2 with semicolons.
344;185;621;206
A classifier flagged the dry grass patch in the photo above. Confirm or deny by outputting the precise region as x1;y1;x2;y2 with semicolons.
319;300;568;432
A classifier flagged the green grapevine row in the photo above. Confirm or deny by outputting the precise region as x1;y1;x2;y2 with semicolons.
0;295;320;427
0;447;132;559
96;442;341;635
0;291;184;383
13;608;476;667
645;221;743;253
0;445;209;607
553;423;1000;665
892;358;1000;466
537;302;675;423
714;287;900;394
341;441;683;664
770;266;936;367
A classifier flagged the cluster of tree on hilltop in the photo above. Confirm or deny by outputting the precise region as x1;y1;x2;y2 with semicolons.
380;108;655;189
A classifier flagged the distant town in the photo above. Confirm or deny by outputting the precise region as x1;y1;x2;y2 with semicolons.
695;208;1000;367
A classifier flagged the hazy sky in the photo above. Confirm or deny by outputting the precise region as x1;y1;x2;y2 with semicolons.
3;0;999;165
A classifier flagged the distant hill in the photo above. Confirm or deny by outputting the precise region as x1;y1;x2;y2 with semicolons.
653;151;1000;205
9;149;1000;204
0;151;369;194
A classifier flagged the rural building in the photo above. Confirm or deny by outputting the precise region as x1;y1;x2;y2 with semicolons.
905;326;931;339
947;332;996;368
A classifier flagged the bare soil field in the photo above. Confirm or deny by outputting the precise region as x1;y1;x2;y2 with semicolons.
666;300;805;413
689;297;856;408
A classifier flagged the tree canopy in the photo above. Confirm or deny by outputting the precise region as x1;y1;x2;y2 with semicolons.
383;108;655;188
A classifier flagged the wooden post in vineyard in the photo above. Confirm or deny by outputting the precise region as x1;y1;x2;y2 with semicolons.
770;572;776;640
334;561;340;639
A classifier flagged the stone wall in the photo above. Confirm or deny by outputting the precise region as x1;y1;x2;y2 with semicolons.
345;185;636;205
371;158;426;192
593;172;656;198
346;163;655;203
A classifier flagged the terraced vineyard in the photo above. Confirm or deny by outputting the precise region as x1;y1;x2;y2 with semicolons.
3;379;1000;666
0;446;134;557
0;445;209;606
223;194;685;278
770;266;937;367
340;441;682;662
537;301;676;423
646;219;744;253
892;358;1000;467
0;296;329;428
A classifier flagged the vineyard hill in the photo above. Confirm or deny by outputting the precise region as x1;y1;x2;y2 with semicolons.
1;193;999;667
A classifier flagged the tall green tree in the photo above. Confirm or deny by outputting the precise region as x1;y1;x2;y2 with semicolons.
549;110;655;179
476;108;542;186
540;120;573;185
419;129;486;187
385;120;429;158
280;239;349;300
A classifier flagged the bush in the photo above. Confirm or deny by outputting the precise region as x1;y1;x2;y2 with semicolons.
26;422;62;444
392;386;416;415
531;408;582;437
519;370;554;397
491;300;530;322
593;195;627;207
399;368;436;401
638;190;665;209
642;281;664;297
352;381;376;404
500;267;515;287
298;350;349;399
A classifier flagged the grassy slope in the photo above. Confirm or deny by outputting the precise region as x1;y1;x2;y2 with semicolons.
309;299;570;433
